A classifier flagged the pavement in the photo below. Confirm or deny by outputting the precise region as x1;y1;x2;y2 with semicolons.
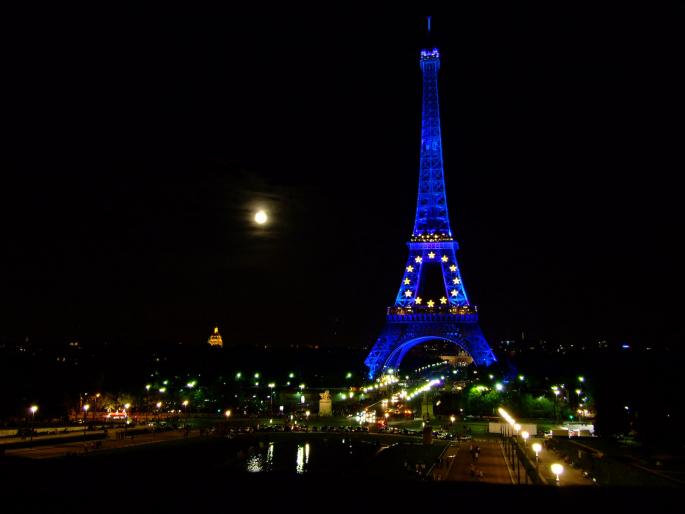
534;442;596;486
445;438;514;484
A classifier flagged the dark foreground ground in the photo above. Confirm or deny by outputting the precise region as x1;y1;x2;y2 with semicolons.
0;435;682;512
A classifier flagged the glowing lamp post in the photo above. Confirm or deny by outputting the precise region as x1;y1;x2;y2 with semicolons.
182;400;189;428
29;405;38;443
268;383;275;415
224;409;231;419
521;431;529;445
553;389;560;422
551;463;564;484
124;403;131;436
532;442;542;470
82;404;90;442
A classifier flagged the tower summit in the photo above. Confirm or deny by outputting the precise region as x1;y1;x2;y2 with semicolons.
364;21;496;379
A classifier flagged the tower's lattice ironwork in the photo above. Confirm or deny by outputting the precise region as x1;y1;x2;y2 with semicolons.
364;41;496;379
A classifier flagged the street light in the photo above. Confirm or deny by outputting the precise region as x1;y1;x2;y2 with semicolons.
521;431;529;445
29;405;38;443
145;385;151;422
552;388;560;422
182;400;189;428
551;463;564;484
82;404;90;442
224;409;231;419
123;403;131;437
268;383;275;415
532;442;542;470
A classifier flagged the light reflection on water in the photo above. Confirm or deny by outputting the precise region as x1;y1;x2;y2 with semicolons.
246;442;274;473
243;439;375;475
295;443;310;474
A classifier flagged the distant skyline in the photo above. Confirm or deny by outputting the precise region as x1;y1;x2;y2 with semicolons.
3;8;684;348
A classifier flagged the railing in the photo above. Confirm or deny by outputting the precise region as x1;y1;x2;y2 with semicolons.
501;435;546;485
386;308;478;324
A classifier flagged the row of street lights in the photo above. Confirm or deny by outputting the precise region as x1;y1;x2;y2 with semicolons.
498;407;564;484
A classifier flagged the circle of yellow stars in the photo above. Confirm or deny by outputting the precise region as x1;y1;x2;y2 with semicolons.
401;253;463;306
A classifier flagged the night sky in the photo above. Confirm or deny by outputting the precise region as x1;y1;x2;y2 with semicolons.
3;7;684;348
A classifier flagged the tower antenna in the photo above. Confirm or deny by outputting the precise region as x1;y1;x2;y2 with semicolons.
427;16;432;34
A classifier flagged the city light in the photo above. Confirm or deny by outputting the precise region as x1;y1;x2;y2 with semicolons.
29;405;38;414
495;383;503;391
551;463;564;483
532;443;542;456
225;410;232;418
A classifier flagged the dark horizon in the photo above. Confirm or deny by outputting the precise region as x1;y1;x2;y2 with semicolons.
3;7;684;348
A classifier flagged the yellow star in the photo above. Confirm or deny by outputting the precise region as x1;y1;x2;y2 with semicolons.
453;277;461;284
427;299;435;308
440;297;448;304
406;265;414;272
449;265;457;272
415;297;422;305
450;289;458;297
441;255;448;262
404;290;413;297
428;252;436;259
414;256;423;263
403;278;411;285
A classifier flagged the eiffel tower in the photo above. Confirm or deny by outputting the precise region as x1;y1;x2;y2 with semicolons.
364;21;496;379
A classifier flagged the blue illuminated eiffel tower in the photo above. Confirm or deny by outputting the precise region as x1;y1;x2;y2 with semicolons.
364;27;496;379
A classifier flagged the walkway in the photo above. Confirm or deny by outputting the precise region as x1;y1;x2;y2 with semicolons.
446;438;513;484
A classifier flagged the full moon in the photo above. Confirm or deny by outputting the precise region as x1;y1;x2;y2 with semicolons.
254;210;268;225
